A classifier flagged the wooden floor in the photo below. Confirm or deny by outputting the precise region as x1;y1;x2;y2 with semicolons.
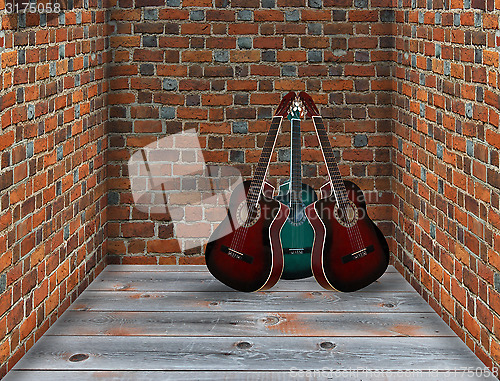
5;265;495;380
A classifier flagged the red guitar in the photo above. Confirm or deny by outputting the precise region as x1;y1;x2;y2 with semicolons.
299;91;389;292
204;92;295;292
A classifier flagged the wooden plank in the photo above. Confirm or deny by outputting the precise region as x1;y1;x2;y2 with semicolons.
5;370;497;381
45;310;456;337
10;336;490;372
89;270;412;293
104;264;398;273
69;291;434;313
6;265;492;381
105;265;209;272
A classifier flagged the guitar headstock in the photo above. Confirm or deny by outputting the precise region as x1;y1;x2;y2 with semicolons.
298;91;320;118
287;96;305;121
274;91;295;117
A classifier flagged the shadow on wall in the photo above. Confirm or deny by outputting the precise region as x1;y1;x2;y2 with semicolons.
128;130;243;254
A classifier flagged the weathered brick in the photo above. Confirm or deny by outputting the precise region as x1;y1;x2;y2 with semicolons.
1;0;499;374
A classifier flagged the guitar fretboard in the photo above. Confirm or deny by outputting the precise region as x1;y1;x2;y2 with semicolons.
312;116;350;206
246;116;282;204
290;118;302;205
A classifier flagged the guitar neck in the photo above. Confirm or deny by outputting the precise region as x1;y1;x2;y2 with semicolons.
312;116;349;205
247;116;283;204
290;118;302;204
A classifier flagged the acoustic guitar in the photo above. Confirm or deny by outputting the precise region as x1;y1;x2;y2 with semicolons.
204;92;295;292
299;91;390;292
275;97;316;279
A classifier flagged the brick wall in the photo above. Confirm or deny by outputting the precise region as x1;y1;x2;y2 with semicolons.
106;0;395;265
391;0;500;371
0;1;109;376
1;0;500;376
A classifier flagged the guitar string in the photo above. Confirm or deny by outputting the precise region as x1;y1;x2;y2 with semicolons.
312;121;360;249
233;99;299;252
232;143;269;248
327;163;363;252
292;101;308;226
241;115;288;245
313;117;365;253
329;163;365;252
230;117;282;252
231;154;267;251
325;124;365;252
330;160;365;252
321;132;365;252
290;117;302;225
233;120;280;251
229;100;367;258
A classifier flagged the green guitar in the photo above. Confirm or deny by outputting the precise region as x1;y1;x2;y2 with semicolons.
276;98;317;280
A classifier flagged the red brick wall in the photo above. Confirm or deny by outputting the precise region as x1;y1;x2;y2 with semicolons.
0;2;109;376
2;0;499;376
391;0;500;371
106;1;395;265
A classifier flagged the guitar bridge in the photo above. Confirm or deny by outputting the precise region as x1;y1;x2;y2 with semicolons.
341;245;374;264
284;247;312;255
221;245;253;264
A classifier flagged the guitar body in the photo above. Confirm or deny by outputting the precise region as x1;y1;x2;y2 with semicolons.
205;180;289;292
276;181;316;279
306;180;389;292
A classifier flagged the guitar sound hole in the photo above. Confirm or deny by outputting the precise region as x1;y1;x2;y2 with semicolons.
236;202;261;228
334;201;358;228
288;203;306;225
